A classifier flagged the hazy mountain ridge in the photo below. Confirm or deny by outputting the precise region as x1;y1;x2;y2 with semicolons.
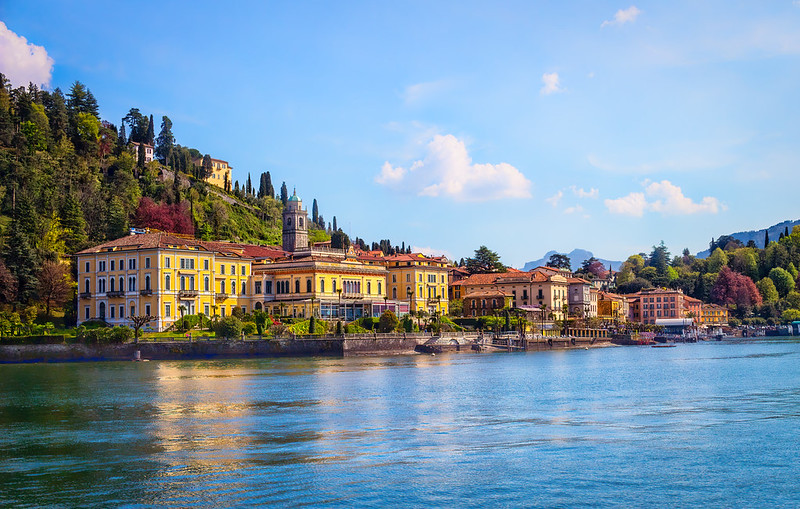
522;249;623;272
696;219;800;258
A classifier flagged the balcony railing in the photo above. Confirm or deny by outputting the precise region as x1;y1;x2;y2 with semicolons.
179;290;199;298
343;292;363;299
107;291;124;298
79;292;92;299
215;293;229;301
140;289;153;296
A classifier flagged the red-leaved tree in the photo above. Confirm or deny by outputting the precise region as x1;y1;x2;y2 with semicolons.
134;198;194;235
711;266;762;310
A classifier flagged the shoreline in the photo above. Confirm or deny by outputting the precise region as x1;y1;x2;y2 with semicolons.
0;336;610;364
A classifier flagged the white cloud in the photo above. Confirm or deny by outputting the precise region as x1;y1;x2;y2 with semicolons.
571;186;599;199
374;161;406;185
605;180;722;216
645;180;722;215
564;205;584;215
0;22;54;88
540;72;563;95
601;6;641;27
377;134;532;202
411;246;453;260
546;190;563;207
605;192;647;217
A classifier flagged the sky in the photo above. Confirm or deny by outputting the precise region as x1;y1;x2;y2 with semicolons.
2;1;799;268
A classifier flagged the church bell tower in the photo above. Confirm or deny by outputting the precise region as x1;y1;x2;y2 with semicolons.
282;189;309;252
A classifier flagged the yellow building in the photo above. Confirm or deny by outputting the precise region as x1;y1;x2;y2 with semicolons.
701;304;729;326
193;156;232;189
75;192;399;330
384;253;450;315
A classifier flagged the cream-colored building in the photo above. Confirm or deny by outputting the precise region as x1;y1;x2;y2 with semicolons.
455;269;568;320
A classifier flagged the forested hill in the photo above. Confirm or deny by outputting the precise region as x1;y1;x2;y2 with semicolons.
696;219;800;258
0;75;339;310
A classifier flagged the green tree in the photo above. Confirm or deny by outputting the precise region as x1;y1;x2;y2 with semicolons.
280;182;288;205
756;278;779;303
265;171;274;197
3;219;39;304
547;253;571;270
466;246;505;274
246;173;253;196
378;310;399;332
106;196;129;239
768;267;794;297
155;115;174;162
706;247;728;273
331;229;350;249
37;261;72;317
312;199;319;224
146;114;155;145
60;194;89;252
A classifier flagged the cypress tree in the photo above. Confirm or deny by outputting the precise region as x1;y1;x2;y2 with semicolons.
265;171;274;198
333;216;337;232
259;172;268;198
117;122;127;149
155;115;174;162
246;173;252;196
280;182;288;205
146;114;155;145
312;199;319;224
786;226;790;238
765;230;770;248
137;142;146;169
106;196;128;239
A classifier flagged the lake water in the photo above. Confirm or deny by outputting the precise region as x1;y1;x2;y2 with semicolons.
2;340;800;507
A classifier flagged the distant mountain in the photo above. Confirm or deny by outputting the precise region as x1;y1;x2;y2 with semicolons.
522;249;623;272
696;219;800;258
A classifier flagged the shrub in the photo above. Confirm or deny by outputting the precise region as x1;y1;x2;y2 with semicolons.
378;311;399;333
214;316;243;339
242;322;257;335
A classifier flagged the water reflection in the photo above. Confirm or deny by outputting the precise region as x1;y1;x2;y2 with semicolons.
1;342;800;507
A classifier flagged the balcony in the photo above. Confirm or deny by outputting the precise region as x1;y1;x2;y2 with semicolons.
215;293;229;301
107;291;124;298
140;289;153;296
79;292;92;299
343;292;363;299
179;290;199;298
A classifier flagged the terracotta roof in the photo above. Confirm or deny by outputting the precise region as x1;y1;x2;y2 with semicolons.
76;232;285;259
567;277;590;284
464;290;511;298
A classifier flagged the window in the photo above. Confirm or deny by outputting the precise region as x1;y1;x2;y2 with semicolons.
85;261;90;273
367;282;371;294
145;304;151;316
128;277;136;292
98;278;106;293
205;277;210;292
165;275;171;291
204;304;210;316
392;288;397;299
221;307;226;317
145;275;151;290
406;274;411;282
130;304;135;317
110;306;115;319
166;303;171;317
84;279;90;294
119;277;124;292
221;280;226;294
120;305;124;318
231;280;236;295
241;281;246;295
299;217;304;227
378;282;382;295
110;278;115;292
266;281;273;294
255;281;262;294
392;274;397;283
406;286;411;298
85;307;90;320
221;265;225;275
332;280;337;293
99;261;106;272
165;257;171;268
99;303;106;319
129;259;136;270
241;266;246;275
306;279;312;293
319;279;325;293
204;260;209;270
111;260;115;271
230;265;235;275
190;276;195;290
419;274;423;282
145;257;150;268
295;280;300;293
180;258;185;269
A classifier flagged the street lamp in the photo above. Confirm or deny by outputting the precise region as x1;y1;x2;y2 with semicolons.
337;287;343;321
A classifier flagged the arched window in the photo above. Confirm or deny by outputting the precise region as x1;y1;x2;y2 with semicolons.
392;288;397;299
180;276;186;291
299;217;304;227
130;304;135;317
306;279;312;293
378;282;382;295
204;276;210;292
84;279;90;294
320;279;325;293
241;281;246;295
110;278;115;292
99;302;106;319
295;280;300;293
332;280;337;293
119;277;124;292
367;282;371;294
190;276;195;290
221;280;226;293
145;275;151;291
165;274;171;291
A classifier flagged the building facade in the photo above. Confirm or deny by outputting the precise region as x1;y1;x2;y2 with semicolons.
385;253;450;315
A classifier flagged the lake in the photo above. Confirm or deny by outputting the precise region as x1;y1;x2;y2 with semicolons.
2;340;800;507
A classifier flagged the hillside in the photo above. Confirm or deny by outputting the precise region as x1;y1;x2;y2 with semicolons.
696;219;800;258
522;249;622;272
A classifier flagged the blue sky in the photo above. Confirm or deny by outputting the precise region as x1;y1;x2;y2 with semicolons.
2;1;799;267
